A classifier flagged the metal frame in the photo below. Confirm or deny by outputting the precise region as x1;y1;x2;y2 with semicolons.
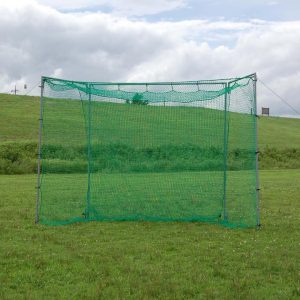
227;73;256;86
36;74;260;227
222;82;229;222
35;77;44;223
44;75;257;86
253;73;261;227
86;83;92;219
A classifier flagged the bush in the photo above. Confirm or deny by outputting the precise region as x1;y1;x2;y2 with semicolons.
1;141;299;174
0;142;37;174
126;93;148;105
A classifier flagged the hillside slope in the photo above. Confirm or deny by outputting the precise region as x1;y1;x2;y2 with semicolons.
0;94;39;142
0;93;299;173
1;93;299;147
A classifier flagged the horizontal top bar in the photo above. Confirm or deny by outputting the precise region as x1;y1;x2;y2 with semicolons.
42;73;256;86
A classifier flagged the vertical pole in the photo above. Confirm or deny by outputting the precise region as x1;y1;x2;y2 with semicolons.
253;74;261;227
35;77;44;224
223;82;229;222
86;83;92;219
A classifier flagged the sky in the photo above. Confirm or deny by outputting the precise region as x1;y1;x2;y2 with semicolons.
1;0;300;117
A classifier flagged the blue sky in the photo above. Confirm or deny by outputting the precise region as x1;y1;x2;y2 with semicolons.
59;0;300;21
148;0;300;21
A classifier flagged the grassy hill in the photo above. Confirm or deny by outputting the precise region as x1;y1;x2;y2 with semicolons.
0;93;300;174
0;94;39;142
258;116;300;149
1;93;300;146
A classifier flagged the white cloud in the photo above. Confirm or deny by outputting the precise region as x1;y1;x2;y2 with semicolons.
0;0;299;116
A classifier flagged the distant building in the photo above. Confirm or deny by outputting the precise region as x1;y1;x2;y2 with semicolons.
261;107;270;116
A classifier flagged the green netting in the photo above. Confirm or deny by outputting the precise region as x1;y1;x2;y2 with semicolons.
37;74;259;228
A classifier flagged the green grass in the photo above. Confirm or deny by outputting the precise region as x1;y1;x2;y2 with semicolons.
0;170;299;299
1;93;300;148
258;116;300;149
39;171;256;227
1;94;300;174
0;93;299;298
0;94;39;142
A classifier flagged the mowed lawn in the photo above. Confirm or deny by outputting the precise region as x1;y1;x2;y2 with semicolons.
0;170;299;299
39;171;256;227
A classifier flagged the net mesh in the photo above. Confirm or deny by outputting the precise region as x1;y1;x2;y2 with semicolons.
38;74;259;228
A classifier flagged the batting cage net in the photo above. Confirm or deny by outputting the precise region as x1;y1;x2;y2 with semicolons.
36;74;259;228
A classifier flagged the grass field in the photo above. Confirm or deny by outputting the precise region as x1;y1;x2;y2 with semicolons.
0;170;299;299
39;171;256;227
0;93;300;299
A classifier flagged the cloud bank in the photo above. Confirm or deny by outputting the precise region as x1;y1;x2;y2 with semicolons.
1;0;300;116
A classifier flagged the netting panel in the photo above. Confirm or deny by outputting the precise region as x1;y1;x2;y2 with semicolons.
38;75;258;227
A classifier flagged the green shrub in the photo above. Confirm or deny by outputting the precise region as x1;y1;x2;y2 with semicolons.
0;142;37;174
126;93;148;105
1;141;299;174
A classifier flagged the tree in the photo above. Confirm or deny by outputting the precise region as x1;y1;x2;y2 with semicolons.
128;93;148;105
